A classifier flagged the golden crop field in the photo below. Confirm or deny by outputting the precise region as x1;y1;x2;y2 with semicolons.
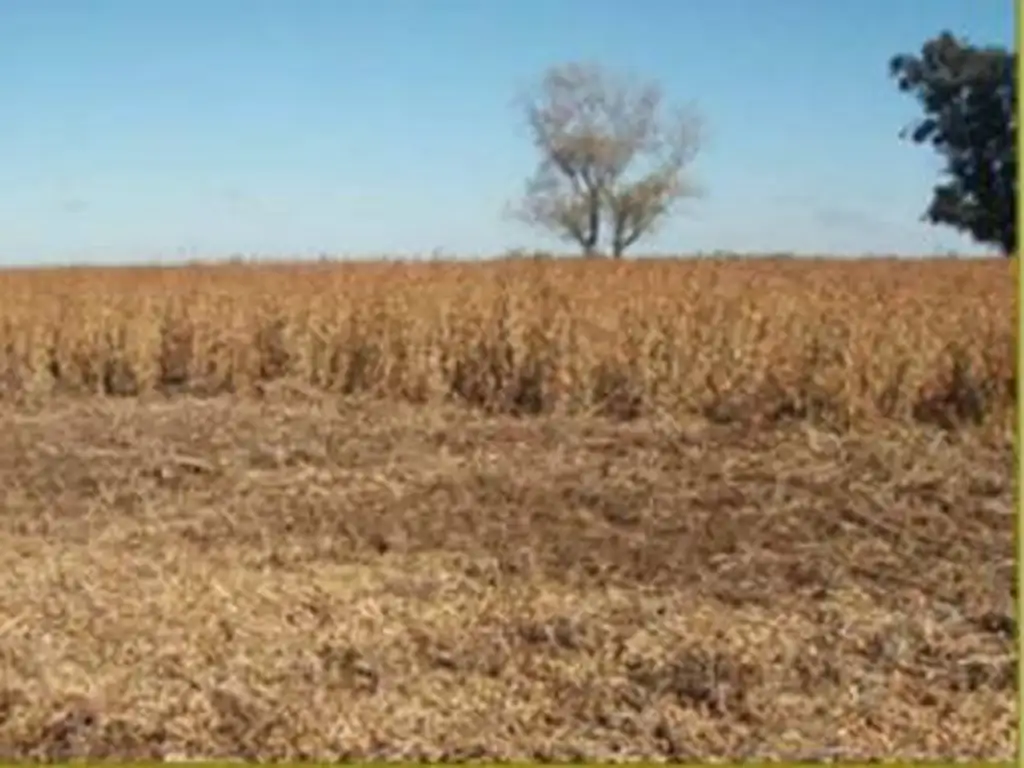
0;256;1016;428
0;255;1017;760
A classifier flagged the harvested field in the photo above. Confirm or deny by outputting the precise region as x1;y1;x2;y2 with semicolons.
0;257;1017;760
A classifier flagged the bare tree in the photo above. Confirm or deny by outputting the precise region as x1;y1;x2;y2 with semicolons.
512;62;703;258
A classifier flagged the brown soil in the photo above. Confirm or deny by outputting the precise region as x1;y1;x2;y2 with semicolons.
0;395;1016;761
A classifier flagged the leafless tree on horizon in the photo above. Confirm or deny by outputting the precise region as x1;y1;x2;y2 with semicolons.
511;62;704;259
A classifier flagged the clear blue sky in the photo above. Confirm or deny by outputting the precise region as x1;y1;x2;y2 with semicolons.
0;0;1015;265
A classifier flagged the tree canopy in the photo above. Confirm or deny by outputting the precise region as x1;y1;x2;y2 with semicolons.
890;32;1017;255
512;62;702;259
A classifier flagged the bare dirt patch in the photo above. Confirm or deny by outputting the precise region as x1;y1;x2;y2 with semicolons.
0;396;1016;760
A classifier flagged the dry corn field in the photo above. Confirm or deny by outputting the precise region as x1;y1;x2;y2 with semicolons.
0;256;1017;760
0;257;1017;426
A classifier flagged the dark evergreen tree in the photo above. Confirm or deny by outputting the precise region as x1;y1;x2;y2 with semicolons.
891;32;1016;255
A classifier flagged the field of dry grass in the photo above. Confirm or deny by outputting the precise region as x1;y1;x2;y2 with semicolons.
0;256;1015;427
0;256;1017;760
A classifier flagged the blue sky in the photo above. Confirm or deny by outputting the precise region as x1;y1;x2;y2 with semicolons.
0;0;1015;265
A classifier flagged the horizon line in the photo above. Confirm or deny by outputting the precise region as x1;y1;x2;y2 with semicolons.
0;249;1006;272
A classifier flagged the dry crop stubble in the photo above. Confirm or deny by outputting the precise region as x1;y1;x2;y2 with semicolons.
0;397;1015;759
0;255;1016;760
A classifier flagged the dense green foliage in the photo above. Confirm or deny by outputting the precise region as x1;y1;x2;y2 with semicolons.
891;32;1017;255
